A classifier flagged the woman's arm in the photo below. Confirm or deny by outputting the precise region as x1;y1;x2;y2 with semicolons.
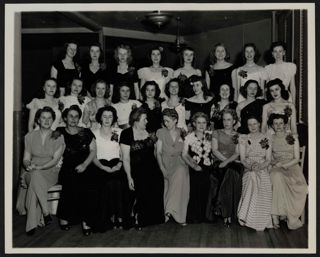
27;107;37;132
239;141;252;171
231;68;238;102
182;140;202;171
156;139;168;177
120;143;134;190
261;104;269;134
289;75;296;106
205;71;210;90
290;104;298;135
50;66;58;78
212;137;227;162
34;144;65;171
134;82;140;100
257;143;272;170
75;139;96;173
281;136;300;169
82;104;90;128
109;84;114;102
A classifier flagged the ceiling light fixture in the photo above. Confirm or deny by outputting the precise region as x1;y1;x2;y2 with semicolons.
145;10;172;28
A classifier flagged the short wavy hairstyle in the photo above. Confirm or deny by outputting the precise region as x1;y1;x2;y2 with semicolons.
267;113;289;127
164;78;183;98
88;43;104;63
95;105;118;125
242;43;261;63
179;46;196;67
140;81;161;101
246;114;262;125
270;41;287;52
114;44;133;65
129;107;148;127
266;78;289;102
191;112;209;128
62;104;82;120
221;108;238;124
65;77;86;96
189;75;212;100
34;106;56;125
216;83;234;102
209;42;230;64
90;79;110;98
40;77;58;98
162;108;179;122
239;79;263;98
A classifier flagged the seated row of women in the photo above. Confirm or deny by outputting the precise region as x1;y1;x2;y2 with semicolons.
50;41;297;106
17;104;307;236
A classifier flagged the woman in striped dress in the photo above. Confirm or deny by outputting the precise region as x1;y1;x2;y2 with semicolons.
237;116;273;231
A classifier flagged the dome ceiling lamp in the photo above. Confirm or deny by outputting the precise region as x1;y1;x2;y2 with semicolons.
145;10;173;28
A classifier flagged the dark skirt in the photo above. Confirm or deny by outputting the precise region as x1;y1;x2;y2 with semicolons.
206;161;244;221
186;166;211;223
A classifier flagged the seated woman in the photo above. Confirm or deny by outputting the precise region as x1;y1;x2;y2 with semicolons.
268;113;308;230
140;81;162;134
206;109;244;226
161;78;187;131
92;106;125;231
17;107;65;235
182;112;212;223
261;78;297;135
120;107;164;230
210;83;237;130
112;82;142;129
26;78;62;132
237;116;273;231
56;105;97;236
82;79;111;130
156;108;189;225
236;80;266;134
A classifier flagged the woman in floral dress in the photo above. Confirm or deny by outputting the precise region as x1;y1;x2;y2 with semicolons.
182;112;212;223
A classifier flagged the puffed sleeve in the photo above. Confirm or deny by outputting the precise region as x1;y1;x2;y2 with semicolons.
26;98;39;110
156;128;165;141
288;63;297;76
24;133;33;153
137;67;146;79
212;130;219;140
119;127;133;146
53;133;66;151
259;67;268;81
166;67;174;79
238;134;248;145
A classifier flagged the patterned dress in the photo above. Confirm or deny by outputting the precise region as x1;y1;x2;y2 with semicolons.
237;133;273;231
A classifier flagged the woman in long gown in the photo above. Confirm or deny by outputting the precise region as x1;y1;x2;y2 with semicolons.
261;78;297;135
120;107;164;230
237;116;273;231
56;105;97;236
26;78;62;131
182;112;212;223
156;108;189;225
268;113;308;230
17;107;65;235
206;109;244;225
236;80;266;134
174;47;202;98
265;41;296;103
232;43;266;102
205;43;234;98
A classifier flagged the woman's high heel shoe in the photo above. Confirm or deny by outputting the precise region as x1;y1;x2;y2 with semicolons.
59;223;71;231
82;222;92;236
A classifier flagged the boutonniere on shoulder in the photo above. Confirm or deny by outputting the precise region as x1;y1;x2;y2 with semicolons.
128;66;135;75
285;134;295;145
180;128;188;140
58;100;64;112
238;69;248;79
77;95;85;105
111;131;119;142
51;130;62;140
231;134;239;144
259;138;270;149
161;69;168;77
204;131;212;141
284;105;293;117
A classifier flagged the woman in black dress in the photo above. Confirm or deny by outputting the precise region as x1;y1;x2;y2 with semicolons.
81;43;107;97
56;105;97;236
51;41;81;97
120;107;164;230
205;43;234;98
140;81;162;134
108;44;140;103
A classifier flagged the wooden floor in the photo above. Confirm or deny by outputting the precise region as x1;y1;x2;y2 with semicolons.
12;212;308;249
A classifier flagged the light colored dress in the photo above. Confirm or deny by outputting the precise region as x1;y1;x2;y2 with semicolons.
26;98;62;130
138;67;174;99
156;128;189;224
237;133;273;231
16;130;64;232
270;133;308;230
161;101;187;131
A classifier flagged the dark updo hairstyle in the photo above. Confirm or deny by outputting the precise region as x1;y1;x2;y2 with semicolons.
270;41;287;52
191;112;209;128
129;107;147;127
40;77;58;98
217;83;234;102
265;78;289;102
242;43;261;63
162;108;179;124
62;104;82;121
239;79;262;98
189;75;212;100
140;81;161;101
88;43;104;63
34;106;56;125
267;113;289;127
210;43;230;64
164;78;183;98
246;114;262;125
221;108;238;124
90;79;110;98
114;44;133;65
180;46;196;67
149;46;164;65
65;77;86;96
96;105;118;125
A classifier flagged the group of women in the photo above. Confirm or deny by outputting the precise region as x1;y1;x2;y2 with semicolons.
16;40;308;236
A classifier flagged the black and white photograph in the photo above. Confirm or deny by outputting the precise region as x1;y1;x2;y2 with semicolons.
4;2;317;254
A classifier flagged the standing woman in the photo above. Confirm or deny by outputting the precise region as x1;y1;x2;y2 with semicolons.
138;46;173;101
265;41;296;103
232;43;266;102
161;78;187;131
268;113;307;230
56;105;96;236
210;83;237;130
156;108;189;225
51;41;81;97
174;47;202;99
92;106;125;231
182;112;212;223
81;43;106;97
18;107;65;235
82;79;111;130
108;44;140;103
120;107;164;230
27;78;62;132
206;109;243;226
140;81;162;134
261;78;297;135
237;116;273;231
205;43;233;98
